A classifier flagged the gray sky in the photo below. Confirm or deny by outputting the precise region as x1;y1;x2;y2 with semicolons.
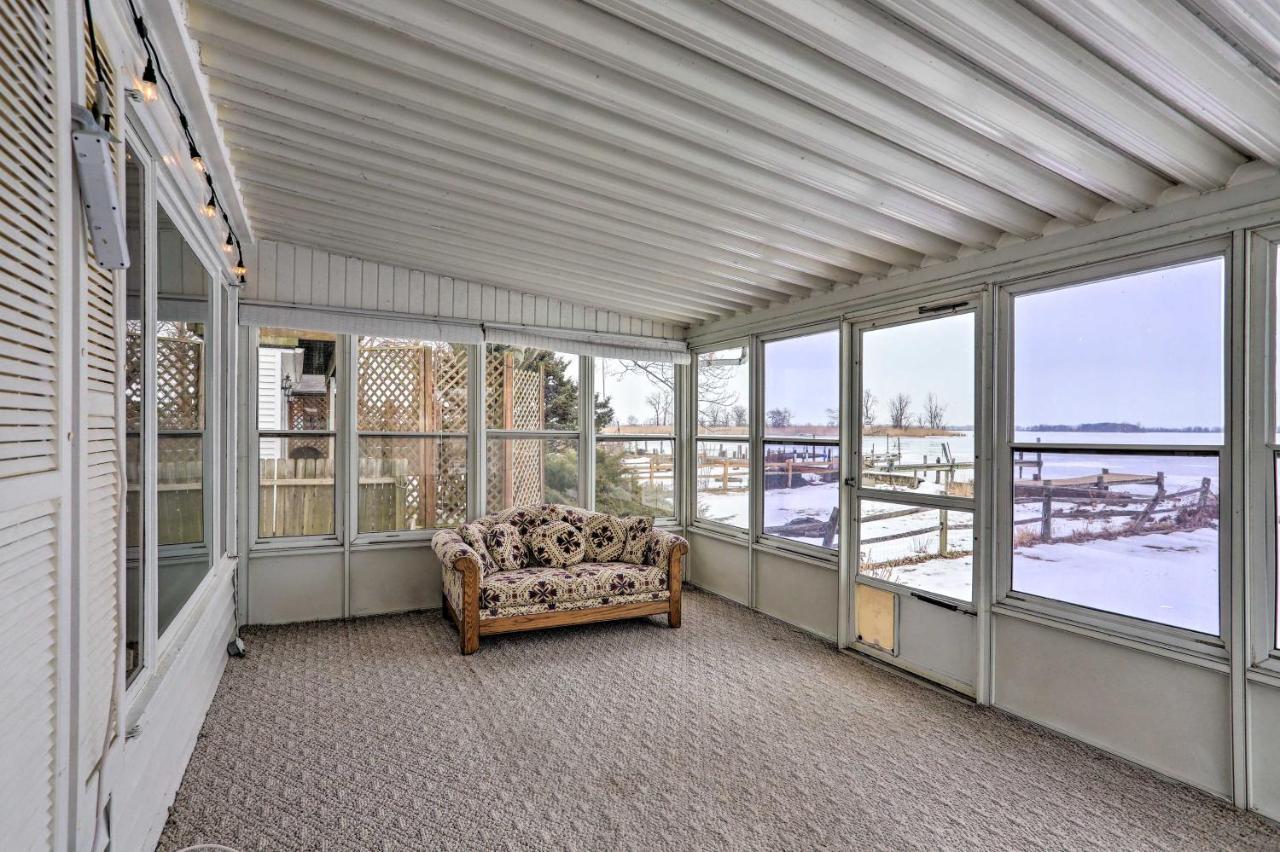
1014;257;1223;429
863;314;974;427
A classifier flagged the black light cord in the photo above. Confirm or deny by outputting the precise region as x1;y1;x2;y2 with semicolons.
113;0;246;279
83;0;111;131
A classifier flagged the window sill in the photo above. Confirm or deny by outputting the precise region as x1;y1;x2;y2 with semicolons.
754;536;839;569
688;521;750;546
992;596;1229;672
249;537;343;555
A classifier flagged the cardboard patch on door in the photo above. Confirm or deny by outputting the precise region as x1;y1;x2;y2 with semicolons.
855;585;897;654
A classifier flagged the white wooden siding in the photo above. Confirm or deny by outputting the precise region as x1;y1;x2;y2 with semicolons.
240;240;685;341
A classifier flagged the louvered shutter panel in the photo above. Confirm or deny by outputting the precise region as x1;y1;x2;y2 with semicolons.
79;24;121;785
0;0;61;848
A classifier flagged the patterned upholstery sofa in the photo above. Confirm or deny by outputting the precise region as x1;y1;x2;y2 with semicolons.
431;504;688;654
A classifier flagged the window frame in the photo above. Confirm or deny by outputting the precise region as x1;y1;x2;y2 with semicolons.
849;302;981;606
482;343;589;514
757;323;841;562
351;336;471;542
592;356;680;522
249;326;346;549
992;238;1233;657
691;340;752;538
1247;225;1280;677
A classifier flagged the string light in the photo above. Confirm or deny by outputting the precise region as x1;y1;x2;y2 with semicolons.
138;58;158;102
115;0;246;284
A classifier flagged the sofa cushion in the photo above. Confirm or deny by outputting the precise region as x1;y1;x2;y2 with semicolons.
491;505;547;539
485;523;525;572
545;503;592;532
477;561;670;617
581;512;627;562
527;520;585;568
619;516;654;564
459;522;498;576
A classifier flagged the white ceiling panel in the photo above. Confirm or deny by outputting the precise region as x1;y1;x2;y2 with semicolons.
186;0;1280;329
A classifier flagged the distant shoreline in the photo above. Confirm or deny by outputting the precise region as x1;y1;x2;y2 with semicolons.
1016;423;1223;434
864;426;963;437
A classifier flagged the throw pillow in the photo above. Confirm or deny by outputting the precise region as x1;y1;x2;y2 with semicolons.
581;512;626;562
459;522;498;576
619;515;654;565
485;523;525;572
527;520;586;569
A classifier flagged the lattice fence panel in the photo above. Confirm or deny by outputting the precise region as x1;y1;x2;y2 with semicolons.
156;325;203;432
485;350;545;510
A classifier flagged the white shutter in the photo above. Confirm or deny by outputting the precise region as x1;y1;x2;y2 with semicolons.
0;0;60;848
78;24;120;785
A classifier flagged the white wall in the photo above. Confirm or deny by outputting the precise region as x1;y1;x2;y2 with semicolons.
241;239;686;341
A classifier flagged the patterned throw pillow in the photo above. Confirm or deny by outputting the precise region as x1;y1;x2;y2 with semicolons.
492;505;545;539
527;520;586;569
581;512;626;562
485;523;525;572
459;522;498;576
619;515;654;565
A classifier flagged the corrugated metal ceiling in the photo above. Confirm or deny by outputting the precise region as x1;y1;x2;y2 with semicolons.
186;0;1280;328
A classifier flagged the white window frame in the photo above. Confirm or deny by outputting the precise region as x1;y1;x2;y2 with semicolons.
846;297;983;608
690;340;752;539
591;356;681;523
248;326;346;550
349;335;472;543
1247;225;1280;681
756;322;842;563
991;238;1233;660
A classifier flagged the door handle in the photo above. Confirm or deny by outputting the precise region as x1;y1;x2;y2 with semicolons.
843;476;857;487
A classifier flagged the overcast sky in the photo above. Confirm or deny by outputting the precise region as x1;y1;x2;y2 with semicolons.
862;314;974;427
1014;257;1223;429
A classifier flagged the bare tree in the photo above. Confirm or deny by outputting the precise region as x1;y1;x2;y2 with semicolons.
887;392;912;429
826;407;839;427
645;387;674;426
766;407;793;428
616;355;744;428
731;405;748;427
923;392;947;430
861;389;877;427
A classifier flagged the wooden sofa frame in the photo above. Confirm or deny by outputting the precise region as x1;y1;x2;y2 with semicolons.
443;543;686;655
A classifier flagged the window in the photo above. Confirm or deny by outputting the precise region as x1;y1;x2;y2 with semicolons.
762;330;839;549
123;144;145;684
257;328;338;538
857;311;976;600
357;337;468;533
594;358;675;518
484;344;583;512
695;346;749;529
1009;256;1224;634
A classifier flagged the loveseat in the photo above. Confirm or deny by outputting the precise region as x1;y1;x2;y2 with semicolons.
431;504;688;654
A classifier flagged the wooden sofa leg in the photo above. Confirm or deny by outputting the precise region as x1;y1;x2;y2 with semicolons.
668;545;684;629
460;557;481;655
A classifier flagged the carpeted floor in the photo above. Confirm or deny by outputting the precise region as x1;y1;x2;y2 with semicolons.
159;590;1280;851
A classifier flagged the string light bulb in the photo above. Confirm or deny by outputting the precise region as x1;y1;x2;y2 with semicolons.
138;58;158;102
232;255;247;277
201;193;217;218
223;233;235;254
189;143;205;173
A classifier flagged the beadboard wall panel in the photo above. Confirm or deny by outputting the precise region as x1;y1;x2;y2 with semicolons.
240;240;685;341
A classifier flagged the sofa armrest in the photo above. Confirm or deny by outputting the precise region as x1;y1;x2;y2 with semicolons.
644;528;688;571
432;530;481;654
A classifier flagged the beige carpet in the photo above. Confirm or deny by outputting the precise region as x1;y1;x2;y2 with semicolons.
159;590;1278;851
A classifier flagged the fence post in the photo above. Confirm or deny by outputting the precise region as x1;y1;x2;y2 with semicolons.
821;505;839;549
1197;476;1212;515
939;508;949;553
1136;471;1166;530
1041;485;1053;542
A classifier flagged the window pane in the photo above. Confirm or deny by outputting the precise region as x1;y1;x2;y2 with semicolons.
1011;451;1219;633
157;435;203;546
763;442;840;548
258;328;337;431
485;345;579;431
860;313;974;495
258;437;336;538
595;439;674;517
695;439;749;528
858;500;973;602
358;436;467;532
486;437;578;512
595;358;675;436
1014;257;1224;443
764;330;838;438
697;347;749;437
124;148;144;683
358;338;468;432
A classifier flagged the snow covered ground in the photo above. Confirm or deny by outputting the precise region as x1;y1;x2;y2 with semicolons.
1012;527;1219;634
